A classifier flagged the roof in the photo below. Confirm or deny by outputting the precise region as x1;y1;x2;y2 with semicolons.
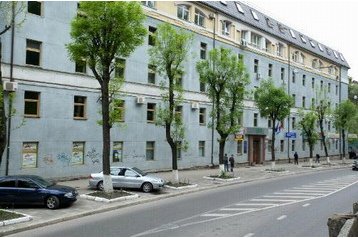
199;1;350;68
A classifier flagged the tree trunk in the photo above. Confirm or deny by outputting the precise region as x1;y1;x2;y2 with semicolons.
342;129;346;159
309;144;313;159
0;54;7;167
319;119;329;157
101;75;113;193
271;119;276;162
166;122;178;183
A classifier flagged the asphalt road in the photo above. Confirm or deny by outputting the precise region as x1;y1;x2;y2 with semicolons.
11;168;358;237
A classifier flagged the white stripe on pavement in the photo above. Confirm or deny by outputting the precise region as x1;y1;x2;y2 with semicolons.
302;203;311;207
274;192;325;196
244;233;255;237
235;203;278;206
277;215;287;220
220;208;257;211
251;198;297;202
201;213;230;217
263;195;315;199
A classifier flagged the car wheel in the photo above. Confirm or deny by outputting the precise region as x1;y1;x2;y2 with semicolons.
97;181;104;191
46;195;60;209
142;182;153;193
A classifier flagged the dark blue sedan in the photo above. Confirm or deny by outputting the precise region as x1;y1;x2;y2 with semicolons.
0;175;78;209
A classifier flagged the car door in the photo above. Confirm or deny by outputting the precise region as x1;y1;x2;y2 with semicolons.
123;169;142;188
16;179;43;205
110;168;121;188
0;178;17;205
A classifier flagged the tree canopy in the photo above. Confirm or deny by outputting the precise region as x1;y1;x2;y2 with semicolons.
298;110;319;158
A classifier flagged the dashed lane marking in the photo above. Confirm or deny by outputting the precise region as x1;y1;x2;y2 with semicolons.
220;208;257;211
251;198;298;202
201;213;230;217
263;195;315;199
235;203;278;206
277;215;287;220
302;203;311;207
274;192;325;196
244;233;255;237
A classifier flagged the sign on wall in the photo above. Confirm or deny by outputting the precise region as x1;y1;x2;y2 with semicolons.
72;142;85;165
22;142;38;168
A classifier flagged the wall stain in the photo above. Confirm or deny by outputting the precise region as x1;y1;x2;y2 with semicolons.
43;154;55;165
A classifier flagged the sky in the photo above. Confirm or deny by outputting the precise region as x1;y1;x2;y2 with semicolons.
243;0;358;81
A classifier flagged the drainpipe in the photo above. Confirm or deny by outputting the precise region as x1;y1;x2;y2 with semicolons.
209;13;216;167
287;45;291;163
338;66;342;160
5;2;15;175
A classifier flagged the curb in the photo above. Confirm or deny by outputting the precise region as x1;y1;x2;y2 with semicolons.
164;184;198;190
203;176;241;182
0;164;351;236
0;210;32;227
80;192;139;203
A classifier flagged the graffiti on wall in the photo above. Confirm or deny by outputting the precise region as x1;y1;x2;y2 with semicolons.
56;153;71;166
43;154;55;165
86;148;100;164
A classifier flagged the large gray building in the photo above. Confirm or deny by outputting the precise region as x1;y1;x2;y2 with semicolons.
0;1;349;178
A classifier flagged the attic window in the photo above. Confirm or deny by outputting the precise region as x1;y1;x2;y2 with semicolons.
289;29;296;38
309;40;315;48
318;43;324;52
333;51;339;58
265;17;274;28
300;35;307;43
220;1;227;5
326;47;331;55
339;53;345;61
278;24;287;33
251;10;259;21
235;2;244;14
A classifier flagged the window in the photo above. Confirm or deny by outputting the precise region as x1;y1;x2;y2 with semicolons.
309;40;315;48
280;140;284;152
268;64;272;77
312;78;315;89
251;33;261;48
148;64;156;84
200;81;206;92
72;142;85;165
115;58;126;79
200;42;207;60
302;96;306;108
253;113;258;127
194;9;205;27
0;180;16;187
281;67;285;80
292;94;296;106
251;10;259;21
328;121;331;131
18;179;38;188
199;108;206;125
26;39;41;66
268;118;272;128
199;141;205;157
277;43;284;57
267;140;272;152
147;103;156;123
336;85;338;95
148;26;156;46
222;20;231;36
320;80;323;90
292;117;296;129
28;1;42;16
238;54;244;61
175;106;183;120
312;59;318;69
292;71;296;83
237;141;243;155
292;51;304;64
113;99;125;122
336;140;338;150
289;29;296;38
328;83;331;93
141;1;155;8
74;96;86;119
318;43;324;52
146;142;155;160
254;59;259;73
22;142;38;168
302;74;306;86
75;60;86;73
299;35;307;43
220;1;227;5
292;140;295;151
176;141;182;160
235;2;244;14
311;98;315;108
24;91;40;117
113;142;123;162
177;5;189;21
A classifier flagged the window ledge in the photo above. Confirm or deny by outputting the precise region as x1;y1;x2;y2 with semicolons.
24;115;40;118
74;117;87;120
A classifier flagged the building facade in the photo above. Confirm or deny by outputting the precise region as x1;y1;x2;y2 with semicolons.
0;1;350;178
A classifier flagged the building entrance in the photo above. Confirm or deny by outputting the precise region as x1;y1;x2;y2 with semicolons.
248;135;266;165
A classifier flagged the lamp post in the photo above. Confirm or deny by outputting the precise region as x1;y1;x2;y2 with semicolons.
209;13;216;167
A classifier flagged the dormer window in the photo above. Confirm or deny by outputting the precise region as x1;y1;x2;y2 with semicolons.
194;8;205;27
326;47;331;55
309;40;315;48
292;51;304;64
235;2;244;14
333;51;339;59
339;53;345;62
221;20;231;36
251;10;259;21
177;5;190;21
141;1;155;8
289;29;296;38
220;1;227;5
300;35;307;43
318;43;324;52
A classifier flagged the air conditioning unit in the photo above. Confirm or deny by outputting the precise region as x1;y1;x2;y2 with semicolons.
191;102;199;110
256;73;261;80
136;96;145;104
2;81;18;92
241;39;247;47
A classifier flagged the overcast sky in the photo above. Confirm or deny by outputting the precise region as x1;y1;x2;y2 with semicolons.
243;0;357;81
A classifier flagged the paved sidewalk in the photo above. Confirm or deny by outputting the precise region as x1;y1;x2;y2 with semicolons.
0;158;352;236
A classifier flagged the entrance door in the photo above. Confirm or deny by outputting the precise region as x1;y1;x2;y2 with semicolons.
253;138;260;164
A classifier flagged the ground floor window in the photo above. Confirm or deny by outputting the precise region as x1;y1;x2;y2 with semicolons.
267;140;272;152
72;142;85;165
146;141;155;160
22;142;38;168
199;141;205;157
113;142;123;162
280;140;284;152
237;141;243;155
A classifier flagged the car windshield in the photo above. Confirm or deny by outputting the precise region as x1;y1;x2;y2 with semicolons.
132;167;147;176
31;176;54;187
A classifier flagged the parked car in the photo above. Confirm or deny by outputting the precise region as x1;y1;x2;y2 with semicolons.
352;160;358;171
0;175;78;209
89;167;165;193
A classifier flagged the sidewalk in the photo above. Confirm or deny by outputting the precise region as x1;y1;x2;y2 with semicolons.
0;159;352;236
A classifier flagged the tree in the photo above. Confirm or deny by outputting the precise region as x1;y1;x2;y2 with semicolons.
148;23;193;183
196;47;249;172
334;100;358;160
314;88;332;159
348;78;358;104
298;110;319;160
254;79;293;163
67;1;146;192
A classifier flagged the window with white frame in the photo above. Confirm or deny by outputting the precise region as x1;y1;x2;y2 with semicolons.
199;141;205;157
221;20;231;36
250;33;261;49
194;8;205;27
141;1;155;8
177;5;190;21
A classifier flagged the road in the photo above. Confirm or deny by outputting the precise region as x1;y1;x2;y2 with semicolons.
11;168;358;237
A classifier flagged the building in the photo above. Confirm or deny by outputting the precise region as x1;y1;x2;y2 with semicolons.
0;1;349;178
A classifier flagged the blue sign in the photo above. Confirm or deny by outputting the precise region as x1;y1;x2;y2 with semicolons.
285;132;297;138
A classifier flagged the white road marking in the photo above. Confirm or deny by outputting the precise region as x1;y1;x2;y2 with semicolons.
235;203;278;206
244;233;255;237
251;198;297;202
298;186;336;191
277;215;287;220
274;192;325;196
263;195;314;199
302;203;311;207
201;213;230;217
286;189;332;193
220;208;256;211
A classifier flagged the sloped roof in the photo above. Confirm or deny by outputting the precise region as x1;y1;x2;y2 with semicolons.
200;1;350;68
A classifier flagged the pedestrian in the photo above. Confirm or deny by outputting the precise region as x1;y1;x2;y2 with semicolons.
224;154;229;172
229;154;235;172
294;152;299;165
315;154;320;163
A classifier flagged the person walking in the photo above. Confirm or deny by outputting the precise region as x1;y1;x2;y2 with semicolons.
229;154;235;172
224;154;229;172
294;152;299;165
315;154;320;163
